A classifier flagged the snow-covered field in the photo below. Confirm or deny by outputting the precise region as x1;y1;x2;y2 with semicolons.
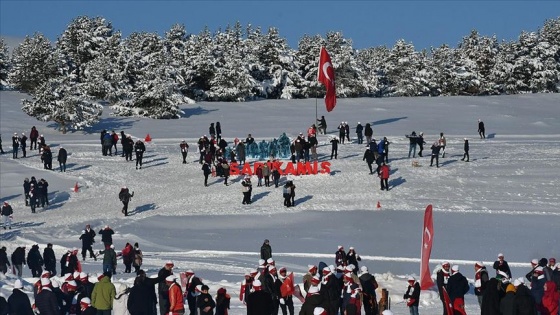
1;90;560;314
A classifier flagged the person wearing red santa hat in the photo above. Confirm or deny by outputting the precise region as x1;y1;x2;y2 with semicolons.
35;278;60;315
246;279;273;315
80;297;97;315
404;276;421;315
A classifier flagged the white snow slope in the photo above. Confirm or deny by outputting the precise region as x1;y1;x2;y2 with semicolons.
1;91;560;314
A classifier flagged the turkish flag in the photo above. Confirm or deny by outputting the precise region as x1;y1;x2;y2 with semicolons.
280;272;295;297
317;46;336;112
420;204;435;290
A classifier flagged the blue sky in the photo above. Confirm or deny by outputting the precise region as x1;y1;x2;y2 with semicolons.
1;1;559;50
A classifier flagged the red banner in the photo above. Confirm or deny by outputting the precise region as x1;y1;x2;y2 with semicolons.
317;47;336;112
420;204;435;290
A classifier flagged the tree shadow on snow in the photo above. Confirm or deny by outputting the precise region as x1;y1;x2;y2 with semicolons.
180;106;219;118
293;195;313;206
372;117;407;126
144;157;168;164
251;191;270;202
340;153;359;160
81;118;137;134
389;176;406;188
0;194;21;204
69;164;92;172
129;203;157;216
0;228;22;241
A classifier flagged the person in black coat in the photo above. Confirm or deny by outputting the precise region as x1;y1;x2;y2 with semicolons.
120;131;127;157
26;244;44;277
513;281;537;315
480;277;502;315
260;239;272;261
79;226;97;261
478;119;486;139
119;187;134;216
461;138;469;162
157;262;174;315
35;280;59;315
7;280;34;315
241;177;252;205
11;246;26;277
42;146;53;170
356;122;364;144
363;148;375;174
128;271;157;315
416;133;425;157
447;266;470;315
185;270;204;315
493;253;512;278
403;277;421;314
123;135;134;161
330;137;339;159
317;116;327;135
57;146;67;172
246;280;273;315
42;243;56;275
98;226;115;247
11;133;19;159
134;140;146;170
216;122;222;141
202;162;211;187
23;177;31;206
430;141;441;168
19;133;27;158
0;246;10;274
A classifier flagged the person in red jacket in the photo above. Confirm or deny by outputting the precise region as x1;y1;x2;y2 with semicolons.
541;281;559;315
379;162;390;191
166;275;185;315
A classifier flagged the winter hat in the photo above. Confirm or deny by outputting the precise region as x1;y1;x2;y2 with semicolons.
258;259;266;266
14;279;23;289
382;311;394;315
310;276;320;285
308;265;317;272
513;279;522;287
252;280;262;288
498;253;504;258
407;276;415;282
308;286;320;294
349;246;354;250
165;260;174;267
343;273;353;281
451;265;460;273
506;284;516;293
475;262;484;268
165;275;177;283
63;273;74;281
250;269;258;276
550;257;556;265
41;278;51;286
322;267;331;275
534;266;544;274
41;270;51;278
267;258;275;264
110;244;115;249
185;269;194;275
360;266;368;273
314;307;328;315
80;297;91;308
337;245;343;250
67;280;77;290
345;265;354;273
79;272;88;281
268;265;276;272
531;259;539;266
73;271;80;279
279;267;287;274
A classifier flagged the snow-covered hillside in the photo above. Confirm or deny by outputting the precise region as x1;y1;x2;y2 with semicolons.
1;91;559;314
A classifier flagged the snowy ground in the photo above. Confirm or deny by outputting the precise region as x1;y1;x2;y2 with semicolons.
1;90;560;314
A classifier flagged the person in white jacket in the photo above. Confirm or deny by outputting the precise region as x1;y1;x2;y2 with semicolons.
112;283;131;315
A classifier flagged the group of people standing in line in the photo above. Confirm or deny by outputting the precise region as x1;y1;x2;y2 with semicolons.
4;126;68;171
99;129;147;170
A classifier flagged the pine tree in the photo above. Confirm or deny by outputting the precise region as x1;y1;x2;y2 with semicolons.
21;74;103;133
9;33;57;93
0;38;9;88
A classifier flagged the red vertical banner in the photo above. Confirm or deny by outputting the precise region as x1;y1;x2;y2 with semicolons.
317;46;337;112
420;204;435;290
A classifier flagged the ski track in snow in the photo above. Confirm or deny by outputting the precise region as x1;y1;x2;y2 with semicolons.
1;91;560;314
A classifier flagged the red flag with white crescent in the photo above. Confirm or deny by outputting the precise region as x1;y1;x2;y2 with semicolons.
420;204;435;290
317;46;336;112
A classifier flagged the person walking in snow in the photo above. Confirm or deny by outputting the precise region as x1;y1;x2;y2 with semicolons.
20;132;27;158
241;176;253;205
123;135;134;162
12;132;19;159
478;119;486;139
439;132;447;158
344;122;350;143
1;201;13;230
417;132;426;157
57;146;68;172
99;225;115;247
379;162;390;191
338;122;346;144
43;243;56;275
134;140;146;170
111;130;119;155
216;121;222;141
202;162;211;187
180;140;189;164
430;141;441;168
42;146;53;170
119;186;134;216
120;131;126;157
29;126;39;150
330;136;339;159
79;225;97;261
461;138;469;162
356;122;364;144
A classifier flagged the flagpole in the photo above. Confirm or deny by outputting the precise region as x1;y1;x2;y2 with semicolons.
315;97;318;129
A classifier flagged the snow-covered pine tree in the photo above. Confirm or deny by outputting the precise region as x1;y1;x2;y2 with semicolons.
296;34;324;98
208;23;255;101
355;46;390;96
324;31;365;97
21;74;103;133
0;38;9;88
382;39;427;96
111;32;185;118
183;27;216;100
456;30;500;95
9;33;57;93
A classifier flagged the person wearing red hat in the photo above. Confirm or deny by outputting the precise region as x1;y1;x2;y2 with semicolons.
246;280;273;315
35;278;60;315
493;253;512;279
80;297;96;315
240;272;254;304
299;286;325;315
335;246;346;268
303;265;318;293
215;287;230;315
403;276;420;315
185;269;204;315
473;261;489;307
436;261;451;315
531;266;547;309
165;275;185;315
262;265;281;315
62;280;79;314
157;261;174;315
320;267;339;315
447;266;469;315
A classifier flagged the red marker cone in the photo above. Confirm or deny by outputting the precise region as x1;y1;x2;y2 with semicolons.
376;201;381;209
145;134;152;142
73;182;79;193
